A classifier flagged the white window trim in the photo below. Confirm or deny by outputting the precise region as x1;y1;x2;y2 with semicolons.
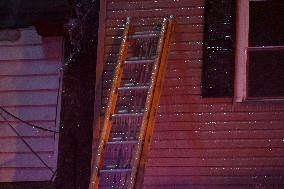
234;0;284;102
234;0;249;102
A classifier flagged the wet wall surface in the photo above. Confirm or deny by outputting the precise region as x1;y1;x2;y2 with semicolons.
99;0;284;188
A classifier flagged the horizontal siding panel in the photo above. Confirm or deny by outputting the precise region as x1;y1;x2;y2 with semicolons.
104;41;203;54
104;50;202;62
148;148;284;158
158;96;230;105
100;77;199;89
161;96;232;104
102;68;201;81
167;59;202;66
107;7;204;19
101;77;200;91
0;43;62;61
155;121;284;131
171;33;203;43
151;139;284;149
143;175;284;185
145;167;284;176
102;86;200;97
104;33;203;45
143;185;276;189
171;41;203;51
168;51;203;60
0;154;54;168
105;24;204;37
152;130;284;140
102;61;201;74
166;68;201;78
0;60;60;75
155;112;284;122
165;68;201;78
0;75;59;91
107;0;204;10
1;107;56;121
158;103;284;114
147;157;284;167
0;168;52;182
0;122;56;137
0;137;54;153
105;16;204;27
102;184;275;189
158;103;232;114
0;91;58;106
101;96;232;108
233;103;284;112
103;59;203;67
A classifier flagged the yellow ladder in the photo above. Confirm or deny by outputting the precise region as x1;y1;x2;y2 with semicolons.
90;16;174;189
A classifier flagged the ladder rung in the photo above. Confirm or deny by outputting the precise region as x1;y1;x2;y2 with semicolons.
118;85;149;91
117;109;128;114
134;31;160;35
112;113;144;117
107;140;138;145
128;31;160;39
124;59;155;65
100;168;132;173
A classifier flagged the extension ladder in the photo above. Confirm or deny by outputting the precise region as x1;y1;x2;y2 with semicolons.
90;16;174;189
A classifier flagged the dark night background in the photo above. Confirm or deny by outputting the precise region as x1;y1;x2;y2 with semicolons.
55;1;100;188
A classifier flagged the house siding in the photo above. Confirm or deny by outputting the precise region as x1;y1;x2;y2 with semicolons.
0;27;62;182
99;0;284;188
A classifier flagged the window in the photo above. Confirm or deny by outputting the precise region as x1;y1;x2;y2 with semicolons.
202;0;236;97
235;0;284;101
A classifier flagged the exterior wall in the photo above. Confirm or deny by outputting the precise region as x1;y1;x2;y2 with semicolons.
99;0;284;188
0;27;62;182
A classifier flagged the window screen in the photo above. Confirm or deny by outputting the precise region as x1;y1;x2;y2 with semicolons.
202;0;236;97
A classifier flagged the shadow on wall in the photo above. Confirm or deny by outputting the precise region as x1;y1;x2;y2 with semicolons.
0;181;48;189
0;27;62;186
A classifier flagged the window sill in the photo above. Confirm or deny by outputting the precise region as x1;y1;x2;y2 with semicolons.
236;97;284;103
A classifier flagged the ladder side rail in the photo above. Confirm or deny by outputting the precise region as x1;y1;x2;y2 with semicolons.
89;17;131;189
134;16;175;189
128;18;169;189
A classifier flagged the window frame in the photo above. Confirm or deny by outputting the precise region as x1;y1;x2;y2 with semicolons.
234;0;284;102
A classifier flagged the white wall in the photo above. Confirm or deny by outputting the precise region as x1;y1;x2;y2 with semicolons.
0;27;63;182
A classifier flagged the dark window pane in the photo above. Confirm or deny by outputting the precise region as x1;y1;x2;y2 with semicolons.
248;49;284;97
249;0;284;46
202;0;236;97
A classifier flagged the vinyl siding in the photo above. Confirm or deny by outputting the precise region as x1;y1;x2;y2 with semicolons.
0;27;62;182
98;0;284;188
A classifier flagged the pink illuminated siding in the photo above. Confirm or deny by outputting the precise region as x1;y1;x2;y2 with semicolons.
98;0;284;188
0;27;62;182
